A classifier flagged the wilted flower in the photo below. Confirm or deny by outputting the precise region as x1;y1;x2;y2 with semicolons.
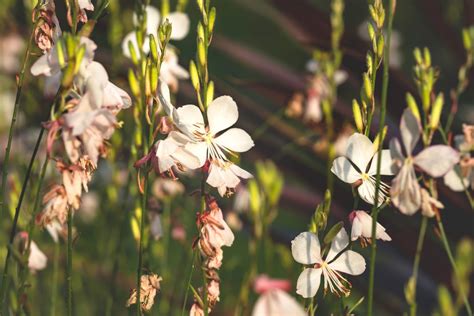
420;188;444;218
252;275;305;316
33;0;61;52
57;158;95;210
331;133;393;205
291;228;366;298
77;0;94;22
126;273;162;312
36;185;69;226
349;210;391;245
390;109;459;215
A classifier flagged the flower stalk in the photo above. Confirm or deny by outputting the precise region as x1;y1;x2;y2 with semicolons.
367;0;394;315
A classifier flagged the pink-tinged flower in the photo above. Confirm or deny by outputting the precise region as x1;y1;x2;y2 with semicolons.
331;133;393;205
189;304;205;316
16;232;48;273
390;109;459;215
198;204;235;259
254;275;291;294
155;132;201;174
57;158;95;210
349;210;391;244
126;273;162;312
207;161;253;197
77;0;94;22
291;228;366;298
171;225;186;242
36;185;69;226
420;188;444;218
444;126;474;191
122;5;190;59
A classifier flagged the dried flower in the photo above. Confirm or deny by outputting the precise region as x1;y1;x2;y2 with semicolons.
126;274;162;312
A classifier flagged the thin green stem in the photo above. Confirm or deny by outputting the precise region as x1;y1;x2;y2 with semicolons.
181;250;197;316
0;13;38;222
50;241;60;316
409;216;428;316
66;207;73;316
436;216;473;315
0;127;45;309
367;1;394;315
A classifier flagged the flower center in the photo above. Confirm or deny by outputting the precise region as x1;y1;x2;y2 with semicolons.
361;173;369;181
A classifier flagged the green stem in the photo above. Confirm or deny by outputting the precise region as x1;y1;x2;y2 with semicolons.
436;216;473;315
135;177;149;316
66;207;73;316
409;216;428;316
50;241;60;316
0;12;38;222
181;250;197;316
0;127;45;309
367;1;394;315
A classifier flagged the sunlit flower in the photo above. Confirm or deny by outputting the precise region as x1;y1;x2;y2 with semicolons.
252;275;305;316
291;228;366;298
155;132;201;175
331;133;393;205
390;109;459;215
207;161;253;197
349;210;391;245
126;273;162;312
78;0;94;22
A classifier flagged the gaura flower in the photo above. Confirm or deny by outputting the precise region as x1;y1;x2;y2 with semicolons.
349;210;391;245
77;0;94;22
331;133;393;205
126;273;162;312
16;232;48;273
198;204;235;258
252;275;305;316
390;109;459;215
443;126;474;191
420;188;444;218
36;185;69;226
121;5;190;59
155;131;201;174
291;228;366;298
207;161;253;197
160;48;190;93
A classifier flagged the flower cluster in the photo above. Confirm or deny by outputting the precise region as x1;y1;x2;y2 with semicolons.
191;198;234;315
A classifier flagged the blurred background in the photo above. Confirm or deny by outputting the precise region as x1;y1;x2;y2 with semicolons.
0;0;473;315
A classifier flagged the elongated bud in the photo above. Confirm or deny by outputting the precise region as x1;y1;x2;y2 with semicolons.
363;73;372;100
197;0;204;12
373;125;387;150
197;22;205;41
405;93;421;121
413;48;422;65
198;38;206;66
430;93;444;130
128;69;140;96
74;44;86;74
56;39;66;68
208;7;216;34
377;35;384;59
366;52;373;76
369;5;377;24
462;28;472;50
352;99;364;133
150;66;159;94
149;34;158;63
423;47;431;67
323;222;344;244
367;22;375;40
66;34;75;58
189;60;199;90
206;81;214;106
128;41;139;65
421;85;430;112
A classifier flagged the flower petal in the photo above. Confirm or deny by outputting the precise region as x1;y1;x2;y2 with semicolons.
296;268;322;298
368;149;394;176
176;104;205;136
391;164;421;215
165;12;190;40
252;290;306;316
207;96;238;135
331;157;360;184
184;141;207;167
400;108;421;155
443;166;469;192
328;250;366;276
215;128;254;153
414;145;460;177
291;232;321;265
344;133;376;172
326;228;349;262
357;179;387;205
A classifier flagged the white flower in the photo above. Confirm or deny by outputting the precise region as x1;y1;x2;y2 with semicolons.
46;220;63;243
252;289;306;316
28;241;48;273
420;188;444;218
390;109;459;215
291;228;366;298
349;210;391;243
207;161;253;197
331;133;393;205
121;5;190;59
160;48;190;92
155;131;201;173
443;132;473;192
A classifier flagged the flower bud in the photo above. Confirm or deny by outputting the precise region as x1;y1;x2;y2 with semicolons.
405;93;421;121
56;39;66;68
367;22;375;41
462;28;472;50
208;7;217;35
430;93;444;130
363;73;372;100
74;44;86;74
206;81;214;107
128;40;139;65
189;60;200;90
197;22;205;41
149;34;158;63
376;35;384;59
198;38;206;66
128;69;140;97
352;99;364;133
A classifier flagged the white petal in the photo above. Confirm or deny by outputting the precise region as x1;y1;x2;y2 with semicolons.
252;290;306;316
229;164;253;179
328;250;366;276
391;164;421;215
215;128;254;153
368;149;394;176
344;133;376;172
331;157;361;184
78;0;94;10
400;108;421;155
357;179;387;205
31;54;52;76
414;145;460;177
207;96;238;135
296;268;322;298
29;242;48;272
443;166;469;192
389;138;405;173
134;5;161;32
176;104;205;136
334;70;348;85
172;148;201;170
350;217;363;241
165;12;190;40
291;232;321;265
326;228;349;262
184;141;207;167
